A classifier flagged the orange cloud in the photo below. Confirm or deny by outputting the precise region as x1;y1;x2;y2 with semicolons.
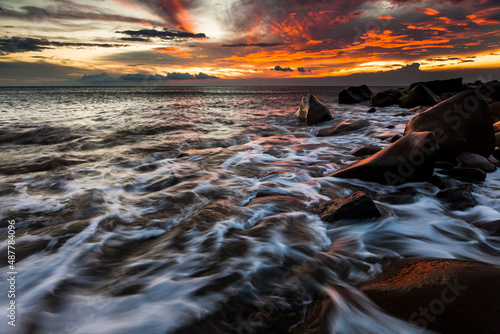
153;46;194;58
467;7;500;25
417;8;440;16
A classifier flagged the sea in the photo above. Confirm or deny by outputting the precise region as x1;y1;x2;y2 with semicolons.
1;86;499;334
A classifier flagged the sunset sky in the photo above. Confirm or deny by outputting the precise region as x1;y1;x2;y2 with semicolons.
0;0;499;85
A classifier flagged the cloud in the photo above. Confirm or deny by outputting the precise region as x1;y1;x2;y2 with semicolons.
0;37;128;54
79;73;117;83
297;67;306;72
220;43;284;48
272;65;293;72
116;28;206;41
120;72;219;81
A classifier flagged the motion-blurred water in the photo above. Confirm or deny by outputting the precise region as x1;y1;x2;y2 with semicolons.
1;86;499;333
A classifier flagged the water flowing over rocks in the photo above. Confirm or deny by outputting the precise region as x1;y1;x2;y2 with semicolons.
316;119;371;137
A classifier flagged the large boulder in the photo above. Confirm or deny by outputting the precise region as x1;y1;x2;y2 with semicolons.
478;80;500;102
330;131;438;185
370;89;404;107
404;90;495;160
399;84;440;109
318;191;381;222
316;119;370;137
295;94;333;126
360;257;500;334
338;85;373;104
457;152;496;172
409;78;463;95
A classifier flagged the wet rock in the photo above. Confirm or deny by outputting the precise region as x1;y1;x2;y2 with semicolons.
339;85;373;104
360;257;500;334
430;175;453;189
389;134;402;143
457;152;496;173
386;125;395;129
409;78;463;95
493;121;500;133
370;89;404;107
474;220;500;237
399;84;440;109
439;167;486;182
295;94;333;126
490;102;500;119
247;195;312;213
437;184;477;210
290;296;332;334
351;145;382;157
495;134;500;147
375;191;418;205
478;80;500;102
316;119;370;137
404;90;496;160
367;107;376;113
330;131;438;185
493;149;500;160
319;191;381;222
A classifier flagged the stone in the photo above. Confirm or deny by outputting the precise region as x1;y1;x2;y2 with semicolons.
316;119;370;137
389;134;402;143
496;134;500;147
437;184;477;211
351;145;383;157
399;84;440;108
367;107;376;113
457;152;496;173
478;80;500;102
494;149;500;160
490;102;500;119
370;89;404;107
438;167;486;181
330;131;438;185
319;191;381;222
404;90;496;160
295;94;333;126
360;257;500;334
409;78;463;95
339;85;373;104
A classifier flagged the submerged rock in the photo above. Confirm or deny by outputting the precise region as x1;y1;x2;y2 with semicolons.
409;78;463;95
439;167;486;182
360;257;500;334
316;119;370;137
319;191;381;222
457;152;496;173
330;131;438;185
295;94;333;126
404;90;495;160
399;84;440;109
437;184;477;210
351;145;382;157
338;85;373;104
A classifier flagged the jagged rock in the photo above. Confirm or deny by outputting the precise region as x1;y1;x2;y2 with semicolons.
330;131;438;185
404;90;495;160
338;85;373;104
457;152;496;173
295;94;333;126
439;167;486;182
351;145;383;157
399;84;440;108
360;257;500;334
409;78;463;95
437;184;477;210
319;191;381;222
316;119;370;137
370;89;404;107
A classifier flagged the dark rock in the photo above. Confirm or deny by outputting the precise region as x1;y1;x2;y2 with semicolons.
495;133;500;147
339;85;373;104
319;191;381;222
370;89;404;107
360;257;500;334
316;119;370;137
375;191;418;205
386;125;395;129
389;134;402;143
330;131;438;185
409;78;463;95
494;149;500;160
367;107;376;113
439;167;486;181
295;94;333;126
404;90;496;160
399;84;440;108
457;152;496;173
435;161;455;169
351;145;382;157
431;175;453;189
437;184;477;210
290;296;332;334
474;220;500;237
478;80;500;102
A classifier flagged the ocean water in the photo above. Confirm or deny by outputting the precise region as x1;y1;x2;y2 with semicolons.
0;86;499;333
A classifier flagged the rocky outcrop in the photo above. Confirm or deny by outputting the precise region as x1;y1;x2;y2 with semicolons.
404;90;495;160
295;94;333;126
409;78;463;95
399;84;440;109
319;191;381;222
370;89;404;107
360;257;500;334
338;85;373;104
316;119;370;137
330;131;438;185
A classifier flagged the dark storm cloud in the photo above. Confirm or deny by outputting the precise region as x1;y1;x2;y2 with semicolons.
121;72;218;81
220;43;284;47
0;37;128;54
272;65;293;72
79;73;117;83
297;67;306;72
116;28;206;41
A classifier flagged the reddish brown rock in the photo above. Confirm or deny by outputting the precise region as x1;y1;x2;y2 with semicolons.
351;145;382;157
399;84;440;109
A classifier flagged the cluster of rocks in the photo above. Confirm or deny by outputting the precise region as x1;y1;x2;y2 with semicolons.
294;80;500;333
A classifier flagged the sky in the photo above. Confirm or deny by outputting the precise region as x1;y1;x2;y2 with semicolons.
0;0;499;86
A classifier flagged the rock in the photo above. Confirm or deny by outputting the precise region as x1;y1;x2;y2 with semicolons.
457;152;496;173
351;145;382;157
438;167;486;181
404;90;496;160
474;220;500;237
493;121;500;133
437;184;477;210
374;131;399;141
319;191;381;222
330;131;438;185
375;191;418;205
360;257;500;334
490;102;500;119
370;89;404;107
316;119;370;137
339;85;373;104
386;125;395;129
399;84;440;108
496;133;500;147
478;80;500;102
295;94;333;126
494;149;500;160
409;78;463;95
367;107;376;113
389;134;402;143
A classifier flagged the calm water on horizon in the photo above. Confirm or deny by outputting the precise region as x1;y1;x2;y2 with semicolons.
1;86;499;333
